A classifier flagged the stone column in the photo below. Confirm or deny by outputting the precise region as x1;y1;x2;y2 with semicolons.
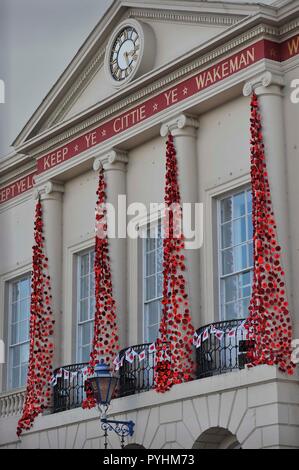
34;180;64;369
160;114;201;327
94;150;128;349
243;71;296;334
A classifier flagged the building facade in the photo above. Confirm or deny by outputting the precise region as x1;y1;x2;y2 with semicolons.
1;0;299;449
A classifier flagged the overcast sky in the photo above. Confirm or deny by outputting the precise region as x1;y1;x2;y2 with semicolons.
0;0;112;158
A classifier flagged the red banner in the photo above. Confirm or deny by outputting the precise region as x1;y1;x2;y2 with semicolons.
0;172;35;204
1;33;299;206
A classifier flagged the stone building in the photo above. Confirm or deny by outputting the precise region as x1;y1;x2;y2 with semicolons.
0;0;299;449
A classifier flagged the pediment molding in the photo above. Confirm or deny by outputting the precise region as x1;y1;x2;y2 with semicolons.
28;22;280;160
42;7;245;131
126;8;244;26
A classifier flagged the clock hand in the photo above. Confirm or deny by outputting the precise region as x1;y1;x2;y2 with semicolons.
123;51;130;67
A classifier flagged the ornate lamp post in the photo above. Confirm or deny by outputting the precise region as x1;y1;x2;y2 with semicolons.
88;360;135;449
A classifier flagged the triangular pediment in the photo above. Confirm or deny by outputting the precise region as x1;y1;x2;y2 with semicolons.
13;0;259;150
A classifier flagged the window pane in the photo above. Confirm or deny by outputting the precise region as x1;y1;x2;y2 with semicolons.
222;249;234;275
80;276;89;299
247;190;252;214
221;222;233;249
79;299;89;322
12;283;19;303
241;298;250;318
147;325;159;344
81;346;91;363
146;252;155;276
81;323;92;347
146;236;155;252
224;276;238;303
221;197;232;223
12;302;18;323
11;323;18;345
157;248;163;273
80;255;89;276
233;218;246;245
146;276;156;301
20;343;29;365
247;216;253;240
234;245;247;271
157;273;163;298
20;299;29;321
12;346;20;367
12;367;20;389
147;301;160;326
21;364;28;388
233;192;245;218
225;302;239;320
248;242;253;268
19;320;29;344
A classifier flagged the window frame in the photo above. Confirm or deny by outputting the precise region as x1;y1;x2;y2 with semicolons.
7;273;31;391
142;220;163;344
76;248;95;364
217;187;253;321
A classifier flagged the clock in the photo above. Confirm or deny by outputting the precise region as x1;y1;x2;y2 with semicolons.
110;26;140;82
105;19;156;88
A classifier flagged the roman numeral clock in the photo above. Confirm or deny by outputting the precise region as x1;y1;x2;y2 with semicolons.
105;19;156;87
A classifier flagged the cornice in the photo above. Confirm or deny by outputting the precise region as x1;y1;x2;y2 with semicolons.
27;22;281;161
127;8;244;26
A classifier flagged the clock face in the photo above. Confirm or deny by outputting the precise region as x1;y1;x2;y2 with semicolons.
110;26;140;82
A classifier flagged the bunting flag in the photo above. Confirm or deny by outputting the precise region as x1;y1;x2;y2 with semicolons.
82;167;120;409
154;134;195;393
245;93;295;374
17;198;55;437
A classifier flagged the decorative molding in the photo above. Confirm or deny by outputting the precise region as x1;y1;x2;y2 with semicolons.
93;149;129;172
28;23;280;159
243;71;284;96
127;8;244;26
0;389;26;418
160;114;199;137
34;181;65;200
43;45;107;129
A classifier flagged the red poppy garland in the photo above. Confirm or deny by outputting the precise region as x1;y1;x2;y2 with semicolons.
17;198;55;437
82;167;120;409
245;93;295;374
155;134;195;393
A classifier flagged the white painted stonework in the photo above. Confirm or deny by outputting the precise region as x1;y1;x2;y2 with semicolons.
1;0;299;449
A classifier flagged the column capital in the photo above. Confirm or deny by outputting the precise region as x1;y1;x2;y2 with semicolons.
93;149;129;172
160;114;199;138
34;180;64;201
243;71;284;97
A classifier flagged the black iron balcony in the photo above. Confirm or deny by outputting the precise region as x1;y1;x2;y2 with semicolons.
118;343;156;397
52;321;250;413
52;362;88;413
195;318;248;379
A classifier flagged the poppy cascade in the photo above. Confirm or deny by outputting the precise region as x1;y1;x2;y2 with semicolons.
82;167;120;409
154;134;195;393
17;198;55;436
246;93;295;374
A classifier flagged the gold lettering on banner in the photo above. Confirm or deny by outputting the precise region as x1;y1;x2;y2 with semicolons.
195;48;256;91
43;147;68;171
85;132;97;148
288;36;299;57
164;89;178;106
113;105;147;133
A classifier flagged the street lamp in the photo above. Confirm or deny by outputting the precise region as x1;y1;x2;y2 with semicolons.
87;360;135;449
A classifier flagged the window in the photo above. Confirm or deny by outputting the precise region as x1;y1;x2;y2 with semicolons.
9;275;31;389
219;189;253;320
77;250;95;362
143;222;163;343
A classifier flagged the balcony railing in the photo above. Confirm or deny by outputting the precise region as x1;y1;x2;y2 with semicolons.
51;320;249;414
196;318;248;379
0;388;26;418
118;343;156;397
53;362;88;414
